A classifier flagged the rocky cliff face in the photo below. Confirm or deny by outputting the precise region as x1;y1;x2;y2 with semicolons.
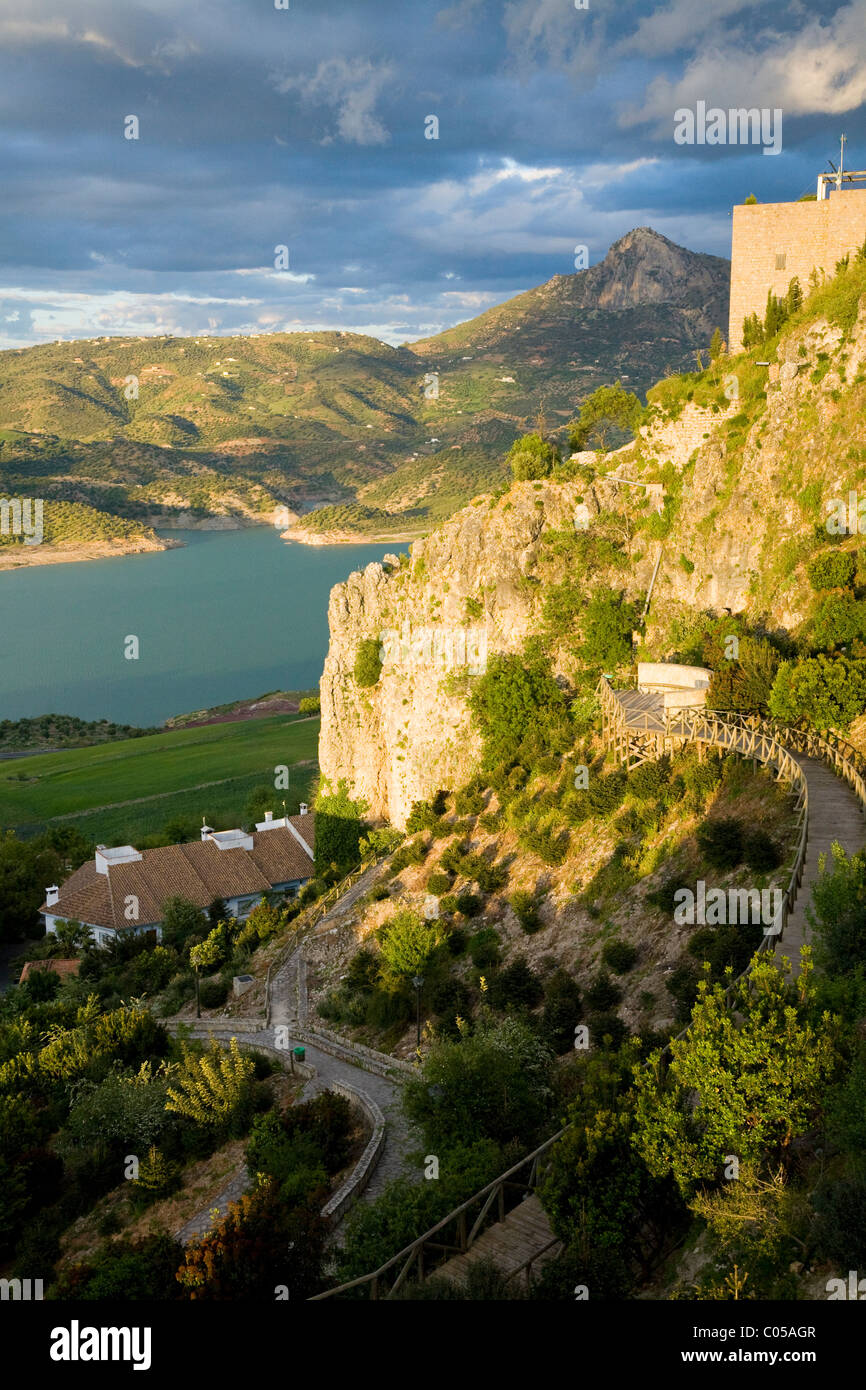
319;483;581;826
320;286;866;827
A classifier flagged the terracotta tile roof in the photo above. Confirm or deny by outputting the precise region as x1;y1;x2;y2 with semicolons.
19;959;81;981
41;818;315;931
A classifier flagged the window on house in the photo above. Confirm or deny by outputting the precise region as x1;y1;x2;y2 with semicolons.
775;252;786;270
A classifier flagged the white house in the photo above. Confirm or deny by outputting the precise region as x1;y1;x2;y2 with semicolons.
41;809;315;947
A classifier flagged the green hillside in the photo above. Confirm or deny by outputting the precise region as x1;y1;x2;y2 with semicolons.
0;229;729;545
0;714;319;842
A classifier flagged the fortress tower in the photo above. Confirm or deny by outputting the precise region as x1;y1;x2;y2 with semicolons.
728;163;866;353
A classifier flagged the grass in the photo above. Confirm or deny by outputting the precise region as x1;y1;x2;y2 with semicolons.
0;714;319;834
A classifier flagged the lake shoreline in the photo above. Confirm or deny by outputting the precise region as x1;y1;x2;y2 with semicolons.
0;535;182;571
280;526;422;546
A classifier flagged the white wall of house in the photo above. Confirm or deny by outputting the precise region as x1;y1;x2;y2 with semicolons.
43;915;162;948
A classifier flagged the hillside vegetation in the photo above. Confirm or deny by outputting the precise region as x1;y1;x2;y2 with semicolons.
0;230;728;546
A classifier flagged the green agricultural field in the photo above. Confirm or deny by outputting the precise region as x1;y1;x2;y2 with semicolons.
0;714;319;842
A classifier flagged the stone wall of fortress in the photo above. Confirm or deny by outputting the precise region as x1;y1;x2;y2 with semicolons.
728;190;866;352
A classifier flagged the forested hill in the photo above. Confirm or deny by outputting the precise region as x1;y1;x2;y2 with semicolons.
0;229;729;544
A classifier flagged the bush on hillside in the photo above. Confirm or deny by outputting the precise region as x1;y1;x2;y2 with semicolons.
487;956;544;1012
697;816;744;869
742;828;782;872
602;940;638;974
468;927;502;968
585;1011;627;1051
581;591;637;670
769;655;866;731
507;433;560;481
508;889;542;935
628;756;671;800
585;972;622;1012
807;550;856;591
353;638;383;687
541;971;583;1053
468;653;571;769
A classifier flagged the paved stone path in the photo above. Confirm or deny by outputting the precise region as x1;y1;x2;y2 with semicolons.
173;1022;418;1245
779;753;866;960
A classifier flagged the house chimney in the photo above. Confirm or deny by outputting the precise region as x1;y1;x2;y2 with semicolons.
46;885;59;907
201;817;213;842
264;811;273;822
299;802;308;816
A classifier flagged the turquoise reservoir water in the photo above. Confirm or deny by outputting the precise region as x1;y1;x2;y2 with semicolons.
0;528;392;726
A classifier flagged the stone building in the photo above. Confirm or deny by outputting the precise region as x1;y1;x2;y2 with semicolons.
728;187;866;352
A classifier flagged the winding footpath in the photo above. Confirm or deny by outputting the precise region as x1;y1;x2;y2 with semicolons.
172;867;420;1245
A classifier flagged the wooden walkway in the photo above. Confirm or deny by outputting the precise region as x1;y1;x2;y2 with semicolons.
781;754;865;957
614;689;666;732
432;1195;561;1290
600;678;866;960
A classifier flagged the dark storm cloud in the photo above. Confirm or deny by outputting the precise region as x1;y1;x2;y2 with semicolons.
0;0;863;346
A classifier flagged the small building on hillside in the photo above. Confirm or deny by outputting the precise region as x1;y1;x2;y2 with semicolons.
40;809;315;948
728;177;866;352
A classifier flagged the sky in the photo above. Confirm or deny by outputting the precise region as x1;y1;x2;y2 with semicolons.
1;0;864;349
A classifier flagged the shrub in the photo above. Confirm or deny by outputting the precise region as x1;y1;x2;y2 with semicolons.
379;910;444;978
806;844;866;974
468;653;570;769
345;948;380;992
438;841;470;874
427;872;452;896
812;1178;866;1268
681;753;723;809
541;971;582;1053
586;1012;627;1051
406;800;438;833
568;382;643;453
686;923;762;980
581;592;637;670
666;960;701;1022
439;894;459;915
628;757;670;801
403;1016;555;1148
456;892;481;918
475;861;508;894
353;638;383;687
298;695;321;714
810;592;866;651
468;927;501;968
509;889;541;934
454;785;485;816
587;770;628;816
487;956;544;1011
507;433;559;481
602;940;638;974
769;655;866;731
314;780;365;876
742;828;782;872
807;550;856;591
697;816;744;869
199;979;229;1009
282;1090;354;1173
518;821;571;866
585;972;622;1011
429;976;472;1021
